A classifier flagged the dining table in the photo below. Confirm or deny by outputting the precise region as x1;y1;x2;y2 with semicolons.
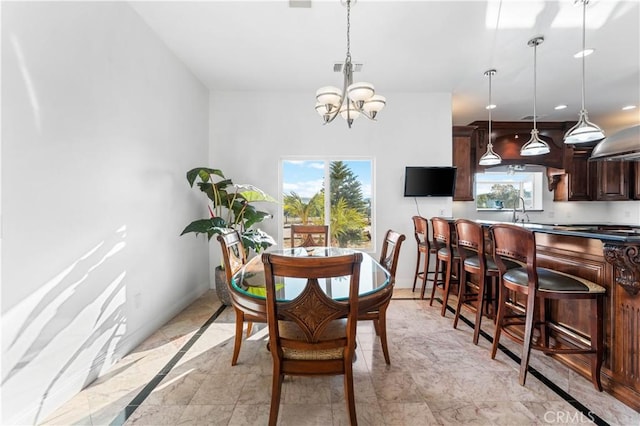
229;247;392;317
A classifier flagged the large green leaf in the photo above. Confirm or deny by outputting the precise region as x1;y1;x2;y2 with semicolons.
186;167;225;187
241;228;276;253
235;184;278;203
180;217;228;240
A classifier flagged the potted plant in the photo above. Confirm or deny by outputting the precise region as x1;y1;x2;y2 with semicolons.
180;167;277;305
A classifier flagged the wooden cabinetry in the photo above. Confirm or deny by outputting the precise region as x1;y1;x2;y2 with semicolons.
595;161;629;200
452;121;635;202
452;126;477;201
633;163;640;200
559;146;596;201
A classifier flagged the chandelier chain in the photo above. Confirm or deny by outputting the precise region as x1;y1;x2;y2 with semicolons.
532;40;538;129
346;0;351;61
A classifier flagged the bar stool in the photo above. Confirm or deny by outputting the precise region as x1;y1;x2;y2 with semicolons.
429;217;461;317
453;219;498;344
489;223;605;390
411;216;437;299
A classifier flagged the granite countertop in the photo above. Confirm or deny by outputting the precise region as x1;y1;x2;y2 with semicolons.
473;220;640;243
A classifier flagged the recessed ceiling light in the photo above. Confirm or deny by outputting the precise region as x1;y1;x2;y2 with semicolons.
486;104;497;110
574;48;594;58
622;105;637;110
554;104;568;110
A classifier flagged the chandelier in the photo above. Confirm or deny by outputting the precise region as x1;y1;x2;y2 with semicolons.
315;0;385;128
564;0;604;144
521;36;550;156
478;69;502;166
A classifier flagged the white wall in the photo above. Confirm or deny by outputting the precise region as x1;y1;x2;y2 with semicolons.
1;3;210;424
209;91;453;288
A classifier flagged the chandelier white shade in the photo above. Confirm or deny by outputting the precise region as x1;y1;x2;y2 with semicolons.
479;69;502;166
315;0;385;128
521;36;550;157
564;0;605;144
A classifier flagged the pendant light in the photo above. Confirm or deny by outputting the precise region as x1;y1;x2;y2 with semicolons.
521;36;550;156
479;69;502;166
564;0;605;144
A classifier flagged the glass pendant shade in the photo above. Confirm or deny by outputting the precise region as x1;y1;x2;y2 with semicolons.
564;0;604;144
339;103;361;120
564;110;605;143
362;95;386;117
316;86;342;108
347;82;375;102
521;129;550;156
479;146;502;165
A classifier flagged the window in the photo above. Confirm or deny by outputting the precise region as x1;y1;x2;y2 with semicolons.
281;159;373;251
475;166;544;211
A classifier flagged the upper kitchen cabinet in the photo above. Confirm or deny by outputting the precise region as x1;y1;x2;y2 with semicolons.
452;126;477;201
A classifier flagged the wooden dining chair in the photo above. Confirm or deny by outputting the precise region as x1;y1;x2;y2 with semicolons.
217;231;265;366
262;252;362;426
359;229;405;364
290;224;329;248
411;216;437;299
429;217;461;316
489;224;605;390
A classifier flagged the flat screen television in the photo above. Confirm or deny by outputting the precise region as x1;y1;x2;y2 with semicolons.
403;166;457;197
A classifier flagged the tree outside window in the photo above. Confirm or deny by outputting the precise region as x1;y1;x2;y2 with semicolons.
282;159;373;250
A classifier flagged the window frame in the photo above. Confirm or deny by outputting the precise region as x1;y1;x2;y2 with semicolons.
279;156;376;253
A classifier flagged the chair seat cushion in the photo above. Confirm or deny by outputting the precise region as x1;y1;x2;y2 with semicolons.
437;247;459;259
464;256;520;272
279;319;346;360
503;267;606;293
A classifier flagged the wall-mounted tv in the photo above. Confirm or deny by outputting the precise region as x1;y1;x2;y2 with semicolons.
403;166;457;197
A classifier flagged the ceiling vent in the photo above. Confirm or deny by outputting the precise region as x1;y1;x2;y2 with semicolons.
520;114;545;120
289;0;312;8
334;63;363;73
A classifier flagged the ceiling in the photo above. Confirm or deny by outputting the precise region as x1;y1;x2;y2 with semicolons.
130;0;640;134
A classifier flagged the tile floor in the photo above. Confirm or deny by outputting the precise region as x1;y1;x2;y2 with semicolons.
41;288;639;425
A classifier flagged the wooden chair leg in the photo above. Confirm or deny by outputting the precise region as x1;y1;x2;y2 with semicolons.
472;273;487;345
519;291;537;386
440;258;453;317
344;363;357;425
591;296;604;391
420;251;430;298
246;321;254;338
453;267;467;329
379;305;391;365
428;258;441;303
491;281;507;359
231;308;244;366
268;367;284;426
412;250;421;292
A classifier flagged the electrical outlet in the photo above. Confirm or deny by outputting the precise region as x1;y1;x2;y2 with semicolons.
439;209;445;216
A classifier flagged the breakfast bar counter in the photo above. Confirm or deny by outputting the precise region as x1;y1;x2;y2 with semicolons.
474;220;640;410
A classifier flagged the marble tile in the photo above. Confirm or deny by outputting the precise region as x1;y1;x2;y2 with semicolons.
40;293;638;426
124;405;185;425
277;403;333;426
177;404;235;426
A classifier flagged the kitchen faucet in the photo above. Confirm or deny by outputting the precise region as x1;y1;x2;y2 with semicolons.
511;196;529;223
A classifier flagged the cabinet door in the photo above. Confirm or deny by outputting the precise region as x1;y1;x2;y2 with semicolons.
567;149;595;201
632;162;640;200
595;161;629;201
452;126;476;201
